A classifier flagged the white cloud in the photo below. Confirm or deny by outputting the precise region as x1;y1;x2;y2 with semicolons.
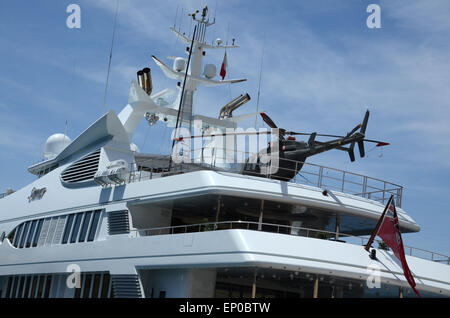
382;0;450;34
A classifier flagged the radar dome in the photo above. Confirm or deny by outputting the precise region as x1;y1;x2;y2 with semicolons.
130;143;140;153
203;64;216;79
43;133;71;160
173;57;186;72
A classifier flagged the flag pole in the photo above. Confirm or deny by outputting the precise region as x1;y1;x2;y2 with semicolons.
365;194;394;252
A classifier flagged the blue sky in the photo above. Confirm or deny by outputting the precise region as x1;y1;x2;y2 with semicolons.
0;0;449;256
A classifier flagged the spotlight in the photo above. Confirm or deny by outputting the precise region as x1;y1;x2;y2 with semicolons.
369;249;377;260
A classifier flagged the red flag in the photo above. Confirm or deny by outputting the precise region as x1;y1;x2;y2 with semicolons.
377;198;421;297
220;51;227;80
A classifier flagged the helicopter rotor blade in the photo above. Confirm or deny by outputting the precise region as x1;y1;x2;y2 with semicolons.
361;110;370;135
288;132;345;138
260;112;278;129
358;141;365;158
348;142;356;162
347;123;363;137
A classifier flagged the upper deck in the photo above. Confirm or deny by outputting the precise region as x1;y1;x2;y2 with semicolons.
127;153;403;207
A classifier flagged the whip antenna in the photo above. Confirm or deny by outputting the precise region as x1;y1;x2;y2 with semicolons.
254;33;266;129
101;0;119;115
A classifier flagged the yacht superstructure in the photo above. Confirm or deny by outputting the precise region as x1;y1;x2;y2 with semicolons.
0;7;449;299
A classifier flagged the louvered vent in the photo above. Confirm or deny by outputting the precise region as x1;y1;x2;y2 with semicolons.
111;275;142;298
107;211;130;235
61;149;101;183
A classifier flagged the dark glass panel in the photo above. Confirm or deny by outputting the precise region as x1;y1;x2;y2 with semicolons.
32;219;44;247
70;214;83;243
62;214;75;244
30;276;38;298
25;220;37;248
23;276;32;298
43;275;52;298
87;210;101;242
83;274;92;298
79;211;92;242
36;276;45;298
91;274;101;298
13;223;24;247
19;222;31;248
5;276;13;298
100;274;110;298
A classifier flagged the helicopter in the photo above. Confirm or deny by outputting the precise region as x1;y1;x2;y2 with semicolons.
242;110;389;181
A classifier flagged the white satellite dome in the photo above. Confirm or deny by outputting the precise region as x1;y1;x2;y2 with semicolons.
173;57;186;72
203;64;216;79
43;133;71;160
130;143;140;153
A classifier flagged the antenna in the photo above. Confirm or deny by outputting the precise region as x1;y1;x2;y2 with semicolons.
174;4;179;28
254;33;266;129
101;0;120;115
178;7;184;33
65;57;77;139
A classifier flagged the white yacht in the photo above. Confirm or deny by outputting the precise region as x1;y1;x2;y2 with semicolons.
0;7;449;299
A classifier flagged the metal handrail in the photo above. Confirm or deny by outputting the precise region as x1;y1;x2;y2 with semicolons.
130;220;449;265
126;148;403;207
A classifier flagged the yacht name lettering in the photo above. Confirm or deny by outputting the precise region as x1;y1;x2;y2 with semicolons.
28;187;47;202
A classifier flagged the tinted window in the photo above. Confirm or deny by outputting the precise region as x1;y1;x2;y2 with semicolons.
70;214;83;243
43;276;52;298
87;210;101;242
79;211;92;242
101;274;110;298
26;220;37;248
83;274;92;298
13;224;24;247
5;277;13;298
91;274;101;298
62;214;75;244
32;219;44;247
19;222;31;248
36;276;45;298
30;276;38;298
23;276;32;298
7;228;16;246
17;276;25;297
11;277;19;298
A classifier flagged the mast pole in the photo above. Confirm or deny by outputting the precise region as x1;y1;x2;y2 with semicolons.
365;194;394;251
168;25;197;172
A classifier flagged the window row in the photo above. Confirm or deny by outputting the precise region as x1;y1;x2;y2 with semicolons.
8;210;103;248
74;273;113;298
0;272;113;298
2;275;52;298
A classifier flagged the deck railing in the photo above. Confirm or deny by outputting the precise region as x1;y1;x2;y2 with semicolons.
127;149;403;207
130;220;449;265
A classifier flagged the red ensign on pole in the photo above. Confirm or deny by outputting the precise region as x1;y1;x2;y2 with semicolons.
220;51;227;80
366;195;421;297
